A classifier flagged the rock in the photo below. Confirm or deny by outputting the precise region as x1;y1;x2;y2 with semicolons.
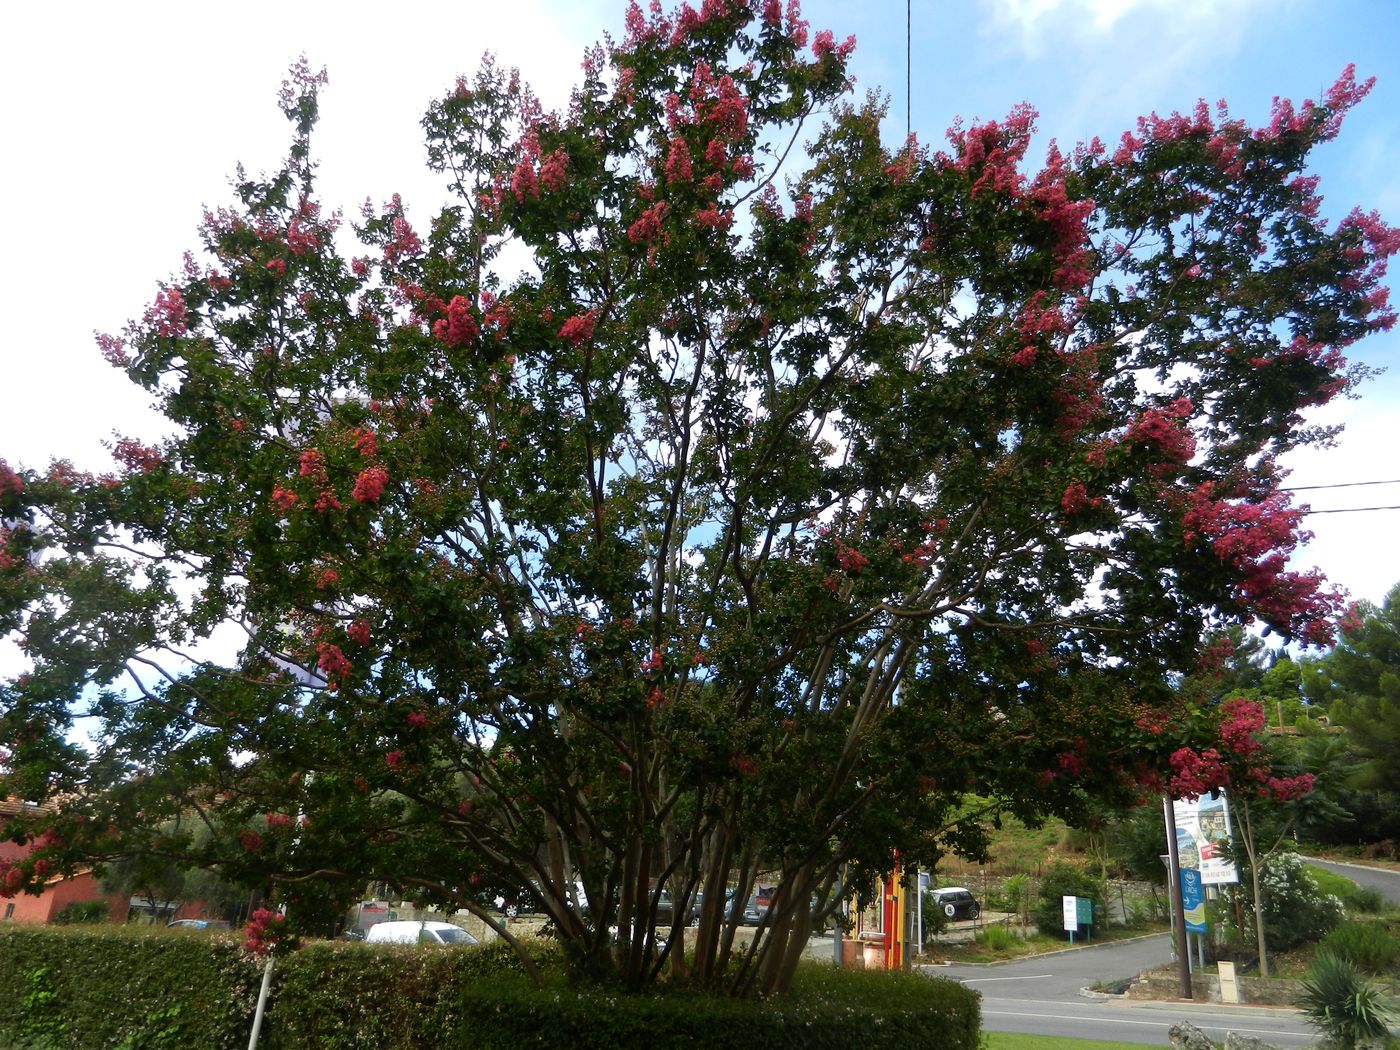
1167;1021;1214;1050
1224;1033;1282;1050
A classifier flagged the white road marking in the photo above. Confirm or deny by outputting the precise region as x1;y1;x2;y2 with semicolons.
957;974;1053;983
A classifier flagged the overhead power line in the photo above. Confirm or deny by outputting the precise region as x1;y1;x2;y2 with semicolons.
1284;479;1400;491
1299;505;1400;515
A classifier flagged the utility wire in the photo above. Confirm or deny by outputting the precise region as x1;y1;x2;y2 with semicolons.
1299;505;1400;515
1284;479;1400;491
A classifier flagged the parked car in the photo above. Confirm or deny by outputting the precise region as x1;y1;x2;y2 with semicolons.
652;889;701;927
166;918;231;930
931;887;980;921
364;920;479;946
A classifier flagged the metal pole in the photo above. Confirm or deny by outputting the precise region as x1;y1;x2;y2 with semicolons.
916;868;923;957
1163;796;1193;998
832;867;843;967
247;956;275;1050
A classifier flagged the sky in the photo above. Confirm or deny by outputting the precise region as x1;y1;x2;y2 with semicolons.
2;0;1397;649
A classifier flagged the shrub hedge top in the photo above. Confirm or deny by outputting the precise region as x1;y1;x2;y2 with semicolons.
0;926;980;1050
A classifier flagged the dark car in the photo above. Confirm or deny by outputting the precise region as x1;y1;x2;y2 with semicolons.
654;890;699;927
931;887;980;921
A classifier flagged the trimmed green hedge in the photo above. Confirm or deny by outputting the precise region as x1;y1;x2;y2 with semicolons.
0;924;261;1049
0;926;980;1050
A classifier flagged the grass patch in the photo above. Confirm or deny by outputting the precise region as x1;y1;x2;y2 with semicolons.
983;1033;1157;1049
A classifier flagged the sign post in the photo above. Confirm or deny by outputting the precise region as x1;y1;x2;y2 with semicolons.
1162;796;1193;998
1062;895;1078;945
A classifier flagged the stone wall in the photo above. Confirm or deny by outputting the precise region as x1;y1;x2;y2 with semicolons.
1125;966;1303;1006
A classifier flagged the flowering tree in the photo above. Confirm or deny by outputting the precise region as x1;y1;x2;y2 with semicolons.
2;0;1397;996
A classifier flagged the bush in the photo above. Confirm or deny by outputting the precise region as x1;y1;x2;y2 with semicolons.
1345;886;1389;915
1000;874;1031;922
51;900;109;925
974;924;1019;951
1247;853;1344;951
1033;864;1106;939
0;925;262;1049
447;966;979;1050
1297;951;1397;1049
1320;922;1400;976
0;926;981;1050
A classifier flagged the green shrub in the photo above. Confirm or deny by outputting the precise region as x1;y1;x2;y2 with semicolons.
1000;874;1031;922
1297;951;1397;1049
1320;922;1400;975
975;924;1019;951
1033;864;1105;938
1244;853;1344;951
448;966;979;1050
1342;886;1388;915
0;925;261;1049
0;926;981;1050
51;900;109;925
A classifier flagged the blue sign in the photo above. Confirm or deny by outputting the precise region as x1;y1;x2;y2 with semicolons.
1180;868;1206;933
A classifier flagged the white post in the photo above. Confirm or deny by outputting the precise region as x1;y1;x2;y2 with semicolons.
247;956;275;1050
916;869;923;956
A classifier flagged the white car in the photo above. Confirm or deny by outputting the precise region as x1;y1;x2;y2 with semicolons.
364;920;479;946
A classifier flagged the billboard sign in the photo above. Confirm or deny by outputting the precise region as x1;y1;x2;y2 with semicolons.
1174;791;1238;885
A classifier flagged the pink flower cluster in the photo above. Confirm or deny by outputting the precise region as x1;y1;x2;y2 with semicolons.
1168;746;1230;798
381;195;422;262
811;29;855;60
1124;398;1195;465
96;332;130;367
665;137;693;184
243;907;289;957
1181;484;1342;645
352;465;389;504
299;448;326;481
833;538;868;573
145;288;189;338
111;437;163;474
316;642;352;683
945;102;1036;198
558;309;598;346
352;428;379;459
285;219;318;255
1028;153;1095;290
628;200;670;248
0;460;23;499
433;295;480;347
1060;480;1103;516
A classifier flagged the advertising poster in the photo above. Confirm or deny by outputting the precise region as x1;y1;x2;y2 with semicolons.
1180;868;1207;933
1173;791;1239;885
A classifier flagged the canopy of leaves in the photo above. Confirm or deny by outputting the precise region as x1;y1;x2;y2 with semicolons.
1304;583;1400;792
2;0;1396;995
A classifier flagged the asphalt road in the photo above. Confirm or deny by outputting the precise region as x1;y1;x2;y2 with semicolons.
1308;858;1400;905
924;934;1318;1047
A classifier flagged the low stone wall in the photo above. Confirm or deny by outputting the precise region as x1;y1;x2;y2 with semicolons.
1125;966;1302;1006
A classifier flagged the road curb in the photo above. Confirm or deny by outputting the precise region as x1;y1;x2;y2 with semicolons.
918;930;1169;969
